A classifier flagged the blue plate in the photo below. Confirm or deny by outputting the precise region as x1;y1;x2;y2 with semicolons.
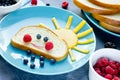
83;11;120;37
0;6;96;75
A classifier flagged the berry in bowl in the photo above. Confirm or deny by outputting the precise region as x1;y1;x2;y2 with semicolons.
0;0;23;16
89;48;120;80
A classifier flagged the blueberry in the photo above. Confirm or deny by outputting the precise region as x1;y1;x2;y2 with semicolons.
30;63;35;69
23;59;28;65
39;56;45;61
0;0;17;6
50;59;56;64
40;61;44;67
104;42;116;48
36;34;41;39
43;37;49;42
46;3;50;6
26;50;31;56
31;55;36;61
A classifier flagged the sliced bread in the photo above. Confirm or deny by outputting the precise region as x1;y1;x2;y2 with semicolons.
11;24;68;61
92;13;120;26
89;0;120;9
73;0;120;14
100;21;120;34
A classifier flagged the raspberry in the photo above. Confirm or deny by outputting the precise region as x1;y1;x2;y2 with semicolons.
113;76;120;80
23;34;32;42
105;66;115;75
97;57;109;67
101;67;106;73
94;68;102;75
118;67;120;73
31;0;37;5
45;41;54;50
104;74;113;79
116;62;120;67
94;57;120;79
109;61;117;69
114;69;119;75
93;63;100;68
62;1;69;9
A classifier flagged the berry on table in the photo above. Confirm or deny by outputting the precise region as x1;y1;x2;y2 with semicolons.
0;0;17;6
62;1;69;9
46;3;50;6
31;0;37;5
104;42;116;48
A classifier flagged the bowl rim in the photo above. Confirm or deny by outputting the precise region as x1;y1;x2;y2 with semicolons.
0;0;23;8
89;48;120;80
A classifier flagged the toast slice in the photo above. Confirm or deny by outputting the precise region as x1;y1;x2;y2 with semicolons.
100;21;120;34
89;0;120;9
92;13;120;26
11;24;68;61
73;0;119;14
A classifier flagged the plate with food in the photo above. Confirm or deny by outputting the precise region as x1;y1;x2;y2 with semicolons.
82;11;120;37
0;6;96;75
73;0;120;37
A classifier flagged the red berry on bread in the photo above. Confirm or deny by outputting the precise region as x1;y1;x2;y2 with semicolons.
23;34;32;42
45;41;54;51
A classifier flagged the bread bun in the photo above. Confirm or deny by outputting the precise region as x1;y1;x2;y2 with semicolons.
11;24;68;61
73;0;119;14
89;0;120;9
92;13;120;26
100;21;120;34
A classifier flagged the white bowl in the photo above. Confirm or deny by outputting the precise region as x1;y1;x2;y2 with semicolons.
0;0;23;16
89;48;120;80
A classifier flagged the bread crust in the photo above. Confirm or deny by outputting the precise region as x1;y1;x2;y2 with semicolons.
92;13;120;26
11;25;69;61
73;0;120;15
100;22;120;34
89;0;120;9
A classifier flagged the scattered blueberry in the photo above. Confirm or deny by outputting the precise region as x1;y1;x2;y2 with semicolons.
40;56;45;61
40;61;44;67
36;34;41;39
50;59;56;64
46;3;50;6
43;37;49;42
30;63;35;69
23;59;28;65
104;42;116;48
31;55;36;61
0;0;17;6
26;50;31;56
